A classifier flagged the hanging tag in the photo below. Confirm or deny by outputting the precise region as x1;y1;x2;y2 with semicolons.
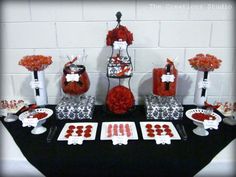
198;80;210;89
68;136;84;145
113;41;127;50
0;109;7;117
203;120;219;130
155;135;171;145
66;74;80;82
161;74;175;82
22;118;39;127
30;80;43;89
112;135;128;145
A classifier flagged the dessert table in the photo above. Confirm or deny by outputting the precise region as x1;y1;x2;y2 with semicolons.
1;105;236;177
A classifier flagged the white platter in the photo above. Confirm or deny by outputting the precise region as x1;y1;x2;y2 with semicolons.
185;109;222;123
57;122;98;141
140;121;181;140
100;122;138;140
19;108;53;121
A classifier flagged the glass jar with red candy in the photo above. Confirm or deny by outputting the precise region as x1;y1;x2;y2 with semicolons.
61;57;90;96
153;59;177;96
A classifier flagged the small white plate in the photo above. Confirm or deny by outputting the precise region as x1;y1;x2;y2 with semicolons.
100;122;138;140
140;121;181;140
57;122;98;141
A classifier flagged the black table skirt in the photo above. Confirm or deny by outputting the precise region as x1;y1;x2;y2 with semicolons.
1;105;236;177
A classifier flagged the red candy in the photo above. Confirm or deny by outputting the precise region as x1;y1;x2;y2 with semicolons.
145;124;152;129
69;125;75;129
147;133;155;137
65;134;72;138
77;126;83;129
192;113;216;121
86;125;92;129
66;129;74;134
154;124;161;129
84;133;91;138
162;124;169;129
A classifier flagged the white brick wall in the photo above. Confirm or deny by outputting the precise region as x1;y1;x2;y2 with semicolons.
0;0;235;105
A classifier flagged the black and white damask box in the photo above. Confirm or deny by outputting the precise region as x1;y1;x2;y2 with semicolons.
56;96;95;120
145;95;183;120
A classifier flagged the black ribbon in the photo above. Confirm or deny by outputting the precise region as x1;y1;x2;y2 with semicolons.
201;71;208;97
165;64;171;90
33;71;40;96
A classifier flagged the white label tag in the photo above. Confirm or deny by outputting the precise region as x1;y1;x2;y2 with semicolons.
22;118;39;127
66;74;80;82
198;80;210;89
112;135;128;145
203;120;219;130
30;81;43;89
113;41;127;50
161;74;175;82
68;136;84;145
0;109;7;117
155;135;171;145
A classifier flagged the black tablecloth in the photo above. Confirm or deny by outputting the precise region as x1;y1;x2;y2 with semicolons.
1;105;236;177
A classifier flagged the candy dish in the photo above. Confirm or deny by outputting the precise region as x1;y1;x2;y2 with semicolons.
186;109;222;136
57;123;98;145
140;122;181;144
19;108;53;135
100;122;138;145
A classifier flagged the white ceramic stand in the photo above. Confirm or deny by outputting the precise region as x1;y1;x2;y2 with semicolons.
4;113;18;122
31;119;47;135
193;121;209;136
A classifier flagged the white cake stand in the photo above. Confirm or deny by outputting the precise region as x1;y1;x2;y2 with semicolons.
19;108;53;135
186;109;222;136
4;113;18;122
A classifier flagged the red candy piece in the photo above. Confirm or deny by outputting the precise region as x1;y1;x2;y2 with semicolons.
126;131;132;137
145;124;152;129
84;129;92;134
147;133;155;137
84;133;91;138
86;125;92;129
156;129;163;133
77;126;83;129
166;133;174;137
65;134;72;138
76;129;83;134
69;125;75;129
66;129;74;134
162;124;169;129
147;129;154;133
164;128;172;133
77;132;82;136
154;124;161;129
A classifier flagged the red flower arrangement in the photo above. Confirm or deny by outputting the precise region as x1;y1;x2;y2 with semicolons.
188;54;222;72
106;25;133;46
19;55;52;71
106;85;135;114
